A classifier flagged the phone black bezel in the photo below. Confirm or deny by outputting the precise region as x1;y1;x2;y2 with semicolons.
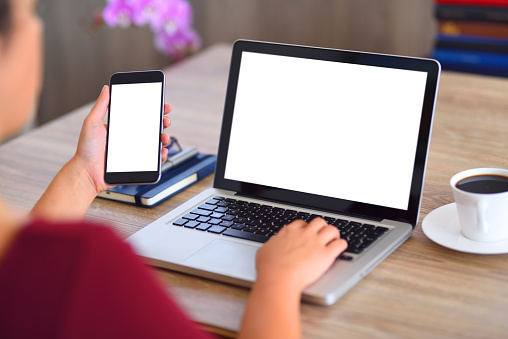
104;70;165;185
213;40;441;227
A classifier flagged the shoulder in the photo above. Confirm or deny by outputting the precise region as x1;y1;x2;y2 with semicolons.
0;218;124;277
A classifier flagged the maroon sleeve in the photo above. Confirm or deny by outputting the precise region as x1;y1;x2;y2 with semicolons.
0;220;214;339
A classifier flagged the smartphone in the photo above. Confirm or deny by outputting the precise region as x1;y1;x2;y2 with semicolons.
104;70;165;185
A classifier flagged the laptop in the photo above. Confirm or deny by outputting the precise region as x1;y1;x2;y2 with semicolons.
127;40;441;305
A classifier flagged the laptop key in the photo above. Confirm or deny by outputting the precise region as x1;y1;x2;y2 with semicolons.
191;208;212;217
374;226;389;234
210;212;224;219
231;223;246;230
250;213;263;220
182;213;199;220
257;228;271;236
349;233;362;241
246;219;260;226
226;209;239;216
222;214;236;221
238;211;251;218
215;207;228;213
208;218;221;225
258;222;271;229
223;228;270;243
348;221;362;228
324;217;336;224
208;225;226;234
219;220;234;228
173;218;187;226
273;220;285;227
285;215;298;223
199;203;217;211
206;198;220;205
244;226;258;233
196;223;211;231
363;230;383;238
270;224;283;232
197;216;210;223
345;246;363;254
184;220;200;229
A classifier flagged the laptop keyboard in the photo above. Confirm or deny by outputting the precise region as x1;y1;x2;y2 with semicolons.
171;196;390;260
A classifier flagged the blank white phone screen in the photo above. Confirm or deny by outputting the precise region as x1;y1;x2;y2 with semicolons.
224;52;428;210
106;82;162;173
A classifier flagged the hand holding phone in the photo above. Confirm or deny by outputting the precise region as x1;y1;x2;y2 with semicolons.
105;70;166;185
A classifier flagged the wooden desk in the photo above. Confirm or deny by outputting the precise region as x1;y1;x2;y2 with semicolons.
1;44;507;338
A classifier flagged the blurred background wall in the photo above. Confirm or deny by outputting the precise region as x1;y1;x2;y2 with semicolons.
37;0;435;126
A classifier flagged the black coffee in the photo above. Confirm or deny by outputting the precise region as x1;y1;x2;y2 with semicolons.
456;174;508;194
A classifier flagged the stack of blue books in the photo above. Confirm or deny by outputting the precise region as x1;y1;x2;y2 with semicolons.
433;0;508;77
98;147;216;207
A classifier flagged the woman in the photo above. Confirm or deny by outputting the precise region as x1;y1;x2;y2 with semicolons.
0;0;347;338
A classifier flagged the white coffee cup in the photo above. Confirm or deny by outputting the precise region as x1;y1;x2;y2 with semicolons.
450;168;508;242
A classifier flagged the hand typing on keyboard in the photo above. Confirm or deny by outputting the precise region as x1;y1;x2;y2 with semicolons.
173;196;388;257
239;217;347;339
256;217;347;292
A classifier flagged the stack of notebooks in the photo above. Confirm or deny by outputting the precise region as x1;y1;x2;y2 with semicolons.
99;146;216;207
433;0;508;77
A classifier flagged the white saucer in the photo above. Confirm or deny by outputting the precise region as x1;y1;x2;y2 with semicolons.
422;203;508;254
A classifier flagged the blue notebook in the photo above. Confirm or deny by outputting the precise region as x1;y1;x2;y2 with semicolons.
98;153;217;207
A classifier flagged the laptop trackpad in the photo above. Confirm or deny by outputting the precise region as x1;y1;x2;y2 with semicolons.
184;239;258;281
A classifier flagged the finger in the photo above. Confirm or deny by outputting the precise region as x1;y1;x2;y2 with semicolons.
325;238;348;255
276;219;306;236
164;103;172;115
161;147;168;164
88;85;110;123
163;116;171;129
161;133;170;147
306;217;328;232
285;219;307;229
317;225;340;244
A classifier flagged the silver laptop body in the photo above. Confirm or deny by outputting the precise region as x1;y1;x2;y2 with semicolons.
128;40;441;305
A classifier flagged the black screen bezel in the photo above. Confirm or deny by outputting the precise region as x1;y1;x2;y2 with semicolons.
213;40;440;227
104;70;165;185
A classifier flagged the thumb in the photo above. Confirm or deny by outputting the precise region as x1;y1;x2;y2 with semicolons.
87;85;110;123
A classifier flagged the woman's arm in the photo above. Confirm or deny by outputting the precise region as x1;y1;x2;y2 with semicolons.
239;218;348;339
30;155;103;221
31;86;172;221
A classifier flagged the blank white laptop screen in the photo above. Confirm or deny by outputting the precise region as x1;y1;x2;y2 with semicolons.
224;51;428;210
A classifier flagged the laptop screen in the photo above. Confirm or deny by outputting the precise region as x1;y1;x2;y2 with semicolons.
224;51;427;211
215;41;440;225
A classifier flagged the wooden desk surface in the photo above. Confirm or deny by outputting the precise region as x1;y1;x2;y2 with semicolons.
1;44;507;338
